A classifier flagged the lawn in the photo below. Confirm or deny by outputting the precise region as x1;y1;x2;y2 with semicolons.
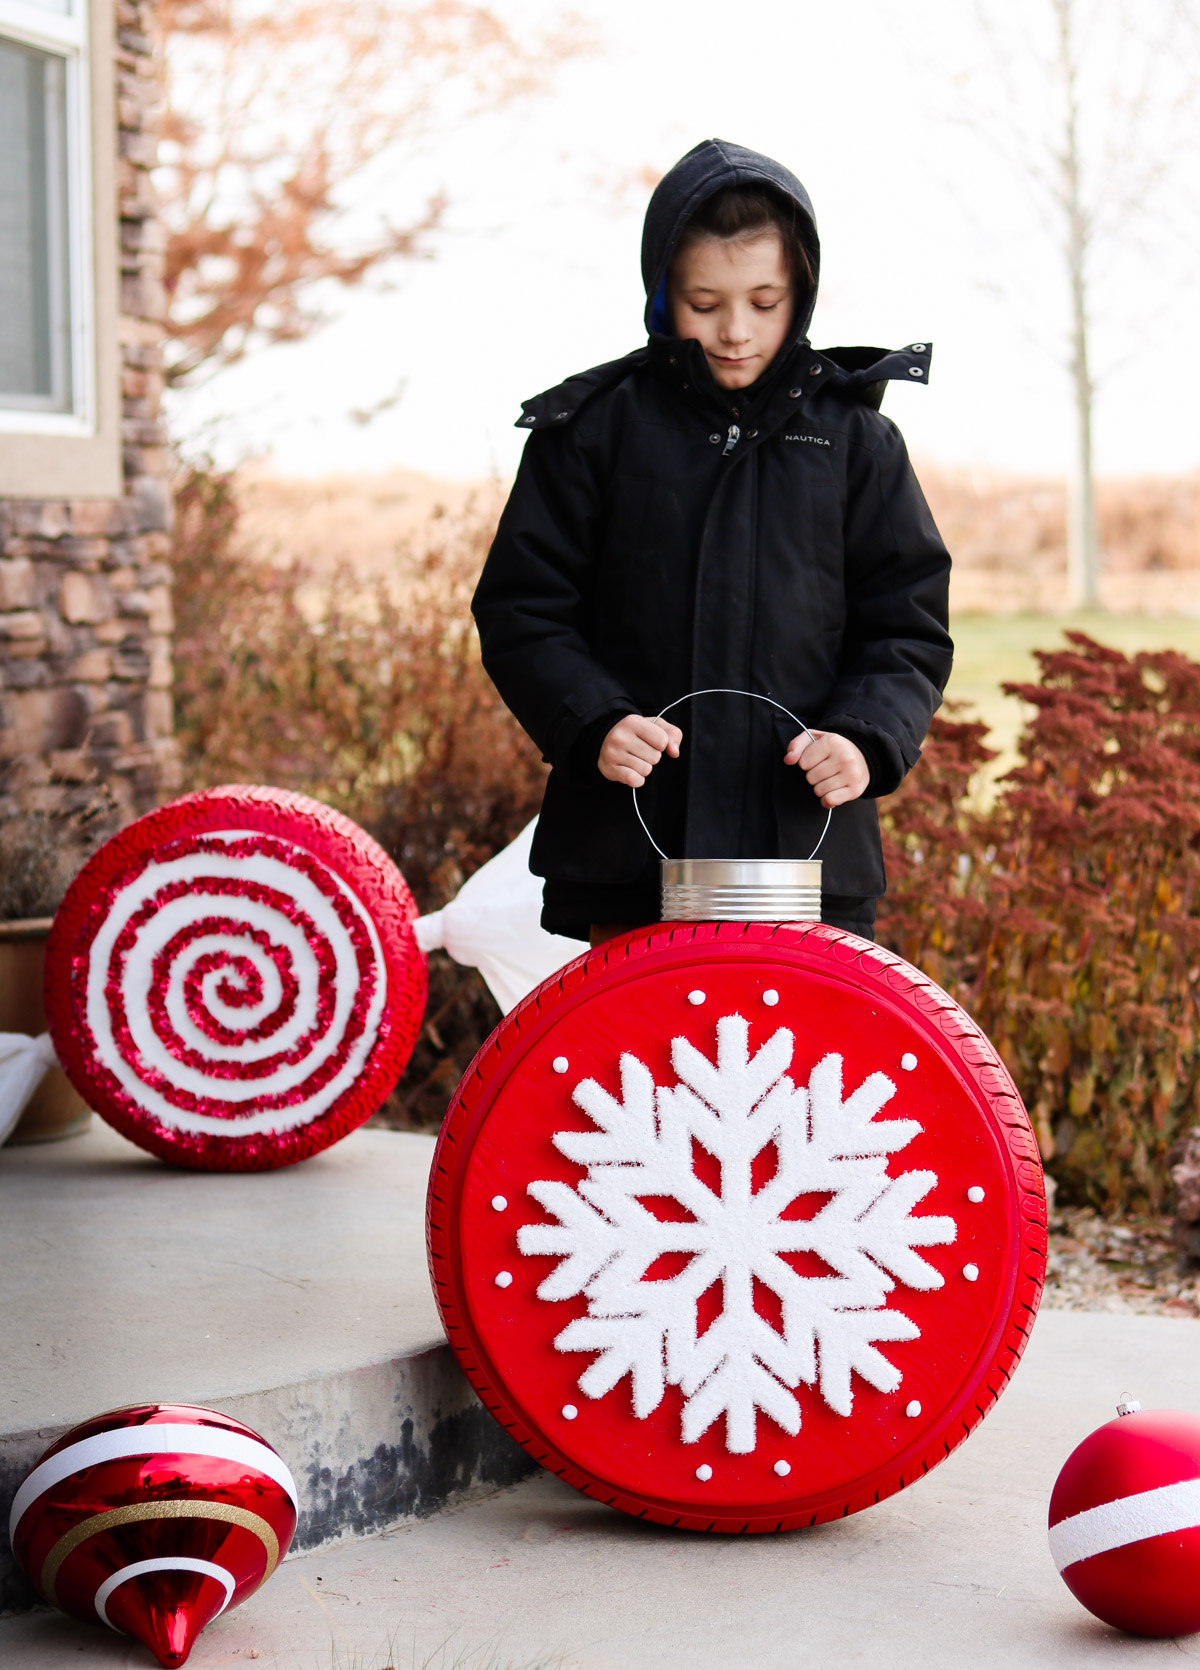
943;611;1200;791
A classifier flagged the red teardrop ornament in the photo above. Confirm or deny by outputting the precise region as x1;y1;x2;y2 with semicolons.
9;1403;298;1665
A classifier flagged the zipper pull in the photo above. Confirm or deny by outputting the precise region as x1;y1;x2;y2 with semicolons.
722;423;741;456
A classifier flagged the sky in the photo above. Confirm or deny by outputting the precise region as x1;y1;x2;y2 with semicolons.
168;0;1200;484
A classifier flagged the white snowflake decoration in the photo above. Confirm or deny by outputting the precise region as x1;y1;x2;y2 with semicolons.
517;1014;956;1454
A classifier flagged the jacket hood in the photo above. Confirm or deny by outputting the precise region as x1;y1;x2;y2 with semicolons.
641;139;820;338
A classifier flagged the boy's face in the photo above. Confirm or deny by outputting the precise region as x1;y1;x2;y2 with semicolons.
668;230;794;391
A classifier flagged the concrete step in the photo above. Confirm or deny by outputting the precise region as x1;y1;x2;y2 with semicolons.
0;1122;533;1612
5;1310;1200;1666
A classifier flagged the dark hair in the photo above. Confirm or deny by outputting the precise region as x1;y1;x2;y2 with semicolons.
676;184;816;290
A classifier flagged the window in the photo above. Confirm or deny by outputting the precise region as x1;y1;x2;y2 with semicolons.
0;0;94;434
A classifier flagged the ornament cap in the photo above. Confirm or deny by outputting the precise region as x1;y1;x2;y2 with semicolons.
1116;1393;1142;1417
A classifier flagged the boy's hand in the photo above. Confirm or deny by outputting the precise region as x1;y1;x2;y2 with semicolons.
785;729;869;809
599;716;683;788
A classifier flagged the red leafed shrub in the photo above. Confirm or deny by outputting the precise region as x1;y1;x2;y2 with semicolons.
878;634;1200;1214
171;461;546;896
171;459;546;1125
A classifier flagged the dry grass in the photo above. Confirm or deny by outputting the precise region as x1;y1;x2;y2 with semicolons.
914;461;1200;615
235;466;507;615
234;459;1200;618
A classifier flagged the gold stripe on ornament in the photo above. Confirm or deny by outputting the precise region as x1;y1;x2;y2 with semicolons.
41;1499;281;1606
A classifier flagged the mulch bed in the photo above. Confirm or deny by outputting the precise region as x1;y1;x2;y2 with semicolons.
1046;1203;1199;1317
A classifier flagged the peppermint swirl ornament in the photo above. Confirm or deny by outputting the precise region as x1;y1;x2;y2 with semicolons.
9;1403;297;1668
45;786;426;1170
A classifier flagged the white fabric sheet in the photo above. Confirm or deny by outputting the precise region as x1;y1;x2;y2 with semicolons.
0;1031;56;1146
414;820;586;1014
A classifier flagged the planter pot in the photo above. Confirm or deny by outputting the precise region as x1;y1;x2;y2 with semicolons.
0;918;91;1144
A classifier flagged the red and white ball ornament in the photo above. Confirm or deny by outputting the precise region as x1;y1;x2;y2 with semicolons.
8;1403;298;1667
45;786;426;1170
428;921;1047;1532
1050;1399;1200;1636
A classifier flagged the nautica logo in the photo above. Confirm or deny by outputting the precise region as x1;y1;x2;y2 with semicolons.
783;433;831;446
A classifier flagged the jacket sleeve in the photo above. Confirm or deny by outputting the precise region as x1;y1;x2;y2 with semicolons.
817;416;953;796
472;422;637;771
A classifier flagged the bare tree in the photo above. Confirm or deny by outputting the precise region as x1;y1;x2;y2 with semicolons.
957;0;1199;607
156;0;588;386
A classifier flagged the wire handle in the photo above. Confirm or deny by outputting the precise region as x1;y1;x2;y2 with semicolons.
631;687;833;863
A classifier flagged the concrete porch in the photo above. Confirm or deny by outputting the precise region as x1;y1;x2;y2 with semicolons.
7;1122;1200;1665
5;1307;1200;1665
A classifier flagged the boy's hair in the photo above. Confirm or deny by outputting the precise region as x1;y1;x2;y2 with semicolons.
676;185;816;290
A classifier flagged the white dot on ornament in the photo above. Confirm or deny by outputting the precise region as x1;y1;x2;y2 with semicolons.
906;1400;922;1418
562;1404;578;1420
491;1195;508;1212
901;1053;918;1071
963;1263;979;1282
695;1464;713;1481
763;990;780;1007
773;1460;791;1476
552;1057;569;1074
688;991;706;1006
967;1186;985;1204
494;1271;513;1288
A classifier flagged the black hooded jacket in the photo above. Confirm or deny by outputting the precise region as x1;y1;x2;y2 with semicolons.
472;139;953;917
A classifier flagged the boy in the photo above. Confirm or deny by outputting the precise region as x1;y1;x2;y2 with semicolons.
473;139;952;946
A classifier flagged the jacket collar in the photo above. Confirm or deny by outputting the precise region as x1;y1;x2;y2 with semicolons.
514;339;934;431
645;335;933;420
646;332;829;417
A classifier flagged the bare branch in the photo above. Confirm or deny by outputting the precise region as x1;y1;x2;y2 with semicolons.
156;0;593;385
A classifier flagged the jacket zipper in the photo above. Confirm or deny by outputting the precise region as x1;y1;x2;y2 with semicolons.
721;422;741;456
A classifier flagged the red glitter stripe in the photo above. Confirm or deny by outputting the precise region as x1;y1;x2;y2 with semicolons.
173;934;298;1045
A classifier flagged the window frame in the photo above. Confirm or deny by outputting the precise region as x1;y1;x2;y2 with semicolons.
0;0;97;438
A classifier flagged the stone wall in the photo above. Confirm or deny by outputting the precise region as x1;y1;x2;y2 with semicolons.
0;0;177;829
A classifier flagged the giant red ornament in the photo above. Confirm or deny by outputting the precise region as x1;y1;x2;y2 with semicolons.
8;1404;298;1667
427;922;1046;1532
1050;1404;1200;1636
45;785;426;1170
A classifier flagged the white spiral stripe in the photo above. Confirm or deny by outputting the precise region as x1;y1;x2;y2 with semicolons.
9;1423;299;1540
84;840;387;1136
95;1557;236;1630
144;900;319;1068
1049;1478;1200;1571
